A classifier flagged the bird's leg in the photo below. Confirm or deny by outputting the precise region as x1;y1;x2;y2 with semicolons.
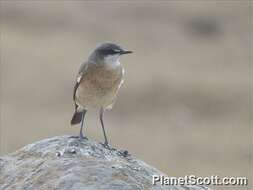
99;108;109;147
79;110;87;139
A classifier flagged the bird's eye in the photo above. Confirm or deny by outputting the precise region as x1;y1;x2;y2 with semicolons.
113;49;121;53
103;49;120;55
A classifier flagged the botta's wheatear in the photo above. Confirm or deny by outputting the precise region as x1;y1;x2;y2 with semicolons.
71;43;132;147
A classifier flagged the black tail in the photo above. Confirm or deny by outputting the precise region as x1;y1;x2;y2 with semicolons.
71;111;83;125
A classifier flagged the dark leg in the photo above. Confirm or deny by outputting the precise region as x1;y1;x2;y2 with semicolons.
99;108;109;146
79;110;87;139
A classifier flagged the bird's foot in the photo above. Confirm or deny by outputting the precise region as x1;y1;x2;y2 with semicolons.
79;133;88;140
69;135;79;139
69;135;88;140
100;142;116;151
79;136;88;140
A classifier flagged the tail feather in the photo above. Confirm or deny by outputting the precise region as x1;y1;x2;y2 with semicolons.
71;111;83;125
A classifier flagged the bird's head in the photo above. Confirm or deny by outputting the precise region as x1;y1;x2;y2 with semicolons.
88;43;132;66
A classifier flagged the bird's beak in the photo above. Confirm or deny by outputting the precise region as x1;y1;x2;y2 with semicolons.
120;50;133;55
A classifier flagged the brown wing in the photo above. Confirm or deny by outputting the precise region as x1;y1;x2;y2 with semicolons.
73;62;89;102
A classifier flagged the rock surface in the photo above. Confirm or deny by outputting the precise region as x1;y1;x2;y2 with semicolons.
0;136;210;190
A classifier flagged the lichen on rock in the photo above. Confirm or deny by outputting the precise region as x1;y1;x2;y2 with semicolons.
0;136;210;190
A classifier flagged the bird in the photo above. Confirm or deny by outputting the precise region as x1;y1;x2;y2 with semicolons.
71;43;132;147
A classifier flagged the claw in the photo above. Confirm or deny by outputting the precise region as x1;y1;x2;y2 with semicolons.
69;135;79;139
69;135;88;140
100;142;116;151
79;135;88;140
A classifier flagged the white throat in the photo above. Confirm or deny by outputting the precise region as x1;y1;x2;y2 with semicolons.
104;54;121;69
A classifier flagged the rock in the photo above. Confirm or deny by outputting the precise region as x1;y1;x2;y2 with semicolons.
0;136;210;190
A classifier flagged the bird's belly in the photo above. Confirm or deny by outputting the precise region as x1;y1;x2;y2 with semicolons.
76;77;123;110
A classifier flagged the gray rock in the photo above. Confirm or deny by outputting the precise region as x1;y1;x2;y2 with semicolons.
0;136;210;190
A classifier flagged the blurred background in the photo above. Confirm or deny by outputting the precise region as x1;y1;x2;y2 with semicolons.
0;1;252;190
